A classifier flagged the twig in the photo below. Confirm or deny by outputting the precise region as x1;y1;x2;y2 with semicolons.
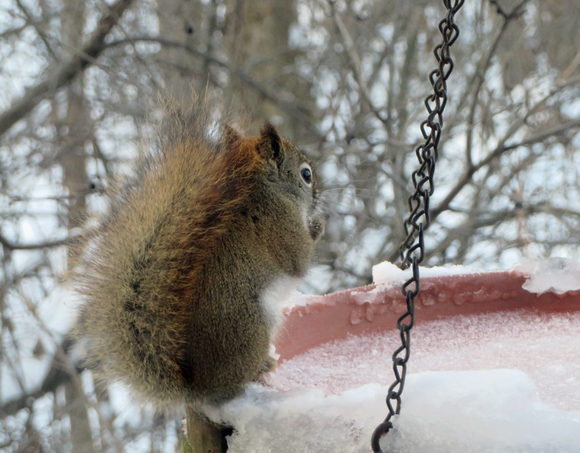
14;0;59;61
0;234;78;251
465;1;527;169
329;2;388;126
489;0;528;20
183;407;226;453
19;293;124;453
488;0;509;19
558;47;580;84
102;36;320;136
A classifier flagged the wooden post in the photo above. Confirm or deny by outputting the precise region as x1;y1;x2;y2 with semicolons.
182;405;228;453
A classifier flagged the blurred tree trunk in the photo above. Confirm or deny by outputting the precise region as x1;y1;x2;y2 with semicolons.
155;0;314;141
61;95;93;453
156;0;206;99
60;1;93;451
223;0;315;141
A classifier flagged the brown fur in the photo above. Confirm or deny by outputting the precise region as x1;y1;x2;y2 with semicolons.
72;99;323;409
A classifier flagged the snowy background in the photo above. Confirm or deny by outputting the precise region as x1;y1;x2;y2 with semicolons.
1;0;580;451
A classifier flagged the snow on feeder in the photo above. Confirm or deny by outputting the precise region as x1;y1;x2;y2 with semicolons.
205;260;580;452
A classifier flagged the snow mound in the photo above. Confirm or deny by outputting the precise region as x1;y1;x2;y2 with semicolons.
513;258;580;294
206;369;580;453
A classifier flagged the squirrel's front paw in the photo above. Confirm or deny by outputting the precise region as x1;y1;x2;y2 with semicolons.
308;217;325;242
254;356;278;386
260;356;278;374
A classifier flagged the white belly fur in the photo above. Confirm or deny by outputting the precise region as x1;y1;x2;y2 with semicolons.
260;275;302;340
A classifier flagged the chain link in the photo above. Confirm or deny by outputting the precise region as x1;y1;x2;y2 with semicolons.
371;1;464;451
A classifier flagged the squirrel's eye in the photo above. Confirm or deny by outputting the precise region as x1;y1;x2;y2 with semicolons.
300;163;312;186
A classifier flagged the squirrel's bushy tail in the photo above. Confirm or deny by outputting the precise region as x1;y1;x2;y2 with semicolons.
72;95;265;407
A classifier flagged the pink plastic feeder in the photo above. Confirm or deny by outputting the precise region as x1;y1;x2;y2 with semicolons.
275;269;580;363
214;265;580;452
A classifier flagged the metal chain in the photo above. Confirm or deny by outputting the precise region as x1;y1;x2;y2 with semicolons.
371;1;464;451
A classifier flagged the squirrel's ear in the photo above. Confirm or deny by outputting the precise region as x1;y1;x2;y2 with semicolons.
259;122;281;161
221;124;242;150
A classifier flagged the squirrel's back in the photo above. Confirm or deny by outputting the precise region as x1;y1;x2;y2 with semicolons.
73;100;323;408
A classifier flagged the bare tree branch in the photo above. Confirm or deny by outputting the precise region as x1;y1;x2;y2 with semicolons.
0;0;135;137
431;117;580;221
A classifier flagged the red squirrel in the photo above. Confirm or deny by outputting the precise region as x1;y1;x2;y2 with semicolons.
72;99;324;409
